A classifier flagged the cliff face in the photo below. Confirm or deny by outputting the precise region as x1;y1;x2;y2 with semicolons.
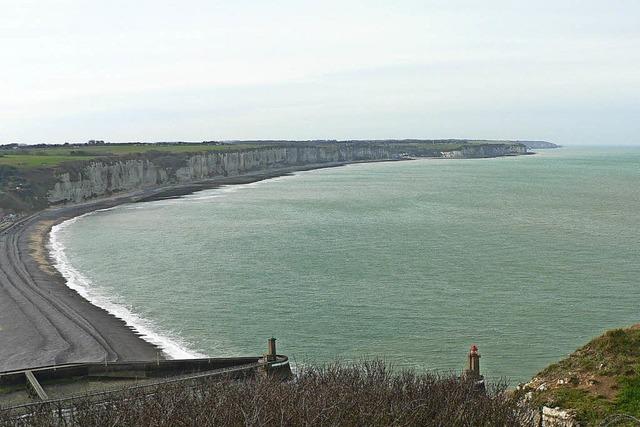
49;160;170;204
520;141;559;149
440;143;527;159
47;143;526;204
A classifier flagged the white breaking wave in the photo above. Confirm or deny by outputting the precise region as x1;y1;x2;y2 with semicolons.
48;211;206;360
181;176;292;202
45;172;316;360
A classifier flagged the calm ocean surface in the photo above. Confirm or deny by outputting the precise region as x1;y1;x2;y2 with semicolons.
50;147;640;383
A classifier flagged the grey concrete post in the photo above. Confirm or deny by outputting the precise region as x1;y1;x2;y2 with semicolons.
266;337;277;362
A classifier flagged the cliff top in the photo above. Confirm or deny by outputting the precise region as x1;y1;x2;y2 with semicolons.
521;325;640;424
0;139;540;170
0;142;262;170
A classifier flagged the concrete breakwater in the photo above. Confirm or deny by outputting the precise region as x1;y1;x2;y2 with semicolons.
47;142;527;204
0;355;291;414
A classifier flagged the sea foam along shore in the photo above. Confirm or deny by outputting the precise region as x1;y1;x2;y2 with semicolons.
49;209;206;360
45;174;301;360
36;164;352;366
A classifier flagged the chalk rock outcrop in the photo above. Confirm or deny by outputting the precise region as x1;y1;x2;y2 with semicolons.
48;143;526;204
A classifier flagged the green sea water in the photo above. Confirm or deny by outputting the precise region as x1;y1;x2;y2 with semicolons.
51;147;640;384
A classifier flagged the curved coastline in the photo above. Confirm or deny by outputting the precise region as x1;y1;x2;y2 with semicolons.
0;153;533;372
49;212;206;360
45;170;307;360
0;161;358;371
47;173;303;360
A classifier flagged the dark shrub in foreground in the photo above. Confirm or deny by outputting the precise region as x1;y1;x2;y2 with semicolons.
1;361;533;426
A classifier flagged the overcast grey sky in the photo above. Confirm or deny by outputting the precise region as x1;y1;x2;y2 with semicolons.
2;0;639;145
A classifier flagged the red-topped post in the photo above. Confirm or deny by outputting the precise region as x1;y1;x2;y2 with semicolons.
467;344;480;378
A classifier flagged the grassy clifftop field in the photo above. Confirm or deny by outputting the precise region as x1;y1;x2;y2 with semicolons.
0;140;485;170
0;143;264;169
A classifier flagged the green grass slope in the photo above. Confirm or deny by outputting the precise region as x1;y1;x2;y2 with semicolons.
522;325;640;425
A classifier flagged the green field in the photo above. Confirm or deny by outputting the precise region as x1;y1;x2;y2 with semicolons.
0;155;94;168
0;144;263;169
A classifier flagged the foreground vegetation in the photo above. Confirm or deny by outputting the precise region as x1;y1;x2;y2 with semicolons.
522;325;640;425
0;361;532;426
